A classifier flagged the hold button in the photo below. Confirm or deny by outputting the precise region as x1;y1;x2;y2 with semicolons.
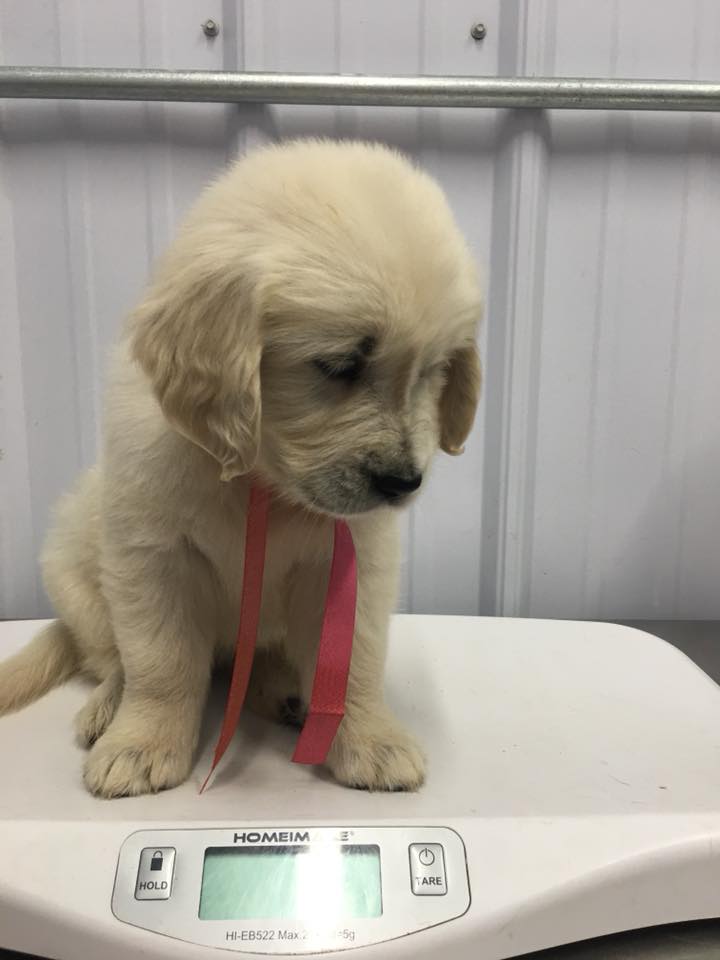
409;843;447;896
135;847;175;900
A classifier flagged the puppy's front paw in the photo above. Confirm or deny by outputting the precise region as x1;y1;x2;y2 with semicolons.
327;711;426;792
83;732;193;798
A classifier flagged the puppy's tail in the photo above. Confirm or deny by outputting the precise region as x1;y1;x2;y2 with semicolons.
0;620;79;716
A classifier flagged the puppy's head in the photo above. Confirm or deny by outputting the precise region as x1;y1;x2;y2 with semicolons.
131;140;481;516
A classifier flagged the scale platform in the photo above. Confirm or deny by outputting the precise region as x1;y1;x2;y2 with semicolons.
2;615;720;960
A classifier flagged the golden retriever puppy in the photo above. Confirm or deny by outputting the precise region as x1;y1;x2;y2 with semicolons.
0;139;481;797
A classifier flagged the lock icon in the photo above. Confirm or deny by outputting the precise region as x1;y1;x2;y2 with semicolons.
150;851;164;871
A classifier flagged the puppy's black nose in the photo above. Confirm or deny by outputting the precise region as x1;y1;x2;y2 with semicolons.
371;471;423;501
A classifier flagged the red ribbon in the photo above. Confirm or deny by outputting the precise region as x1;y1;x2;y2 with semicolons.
201;485;357;790
292;519;357;764
200;484;270;793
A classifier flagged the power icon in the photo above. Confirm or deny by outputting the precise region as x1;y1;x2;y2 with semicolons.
418;847;436;866
409;844;447;896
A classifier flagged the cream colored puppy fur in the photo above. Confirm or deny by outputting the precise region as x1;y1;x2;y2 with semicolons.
0;140;481;798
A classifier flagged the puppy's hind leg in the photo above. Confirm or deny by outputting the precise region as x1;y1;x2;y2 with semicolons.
0;620;78;715
75;665;124;747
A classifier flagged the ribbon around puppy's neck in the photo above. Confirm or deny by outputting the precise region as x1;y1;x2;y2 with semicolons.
200;484;357;791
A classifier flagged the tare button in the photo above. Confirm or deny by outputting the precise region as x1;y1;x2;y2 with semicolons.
135;847;175;900
409;843;447;896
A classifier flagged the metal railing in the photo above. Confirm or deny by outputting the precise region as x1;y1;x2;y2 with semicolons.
1;66;720;111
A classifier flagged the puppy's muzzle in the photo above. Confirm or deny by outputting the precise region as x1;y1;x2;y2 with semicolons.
369;470;423;503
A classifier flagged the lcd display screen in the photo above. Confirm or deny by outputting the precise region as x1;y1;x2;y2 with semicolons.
199;844;382;921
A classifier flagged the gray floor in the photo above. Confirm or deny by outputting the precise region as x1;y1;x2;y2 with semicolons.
523;921;720;959
621;620;720;683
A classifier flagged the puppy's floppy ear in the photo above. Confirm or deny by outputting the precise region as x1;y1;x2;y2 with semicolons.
130;268;262;481
440;343;481;455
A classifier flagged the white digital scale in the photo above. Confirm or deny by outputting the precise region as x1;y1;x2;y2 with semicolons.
2;615;720;959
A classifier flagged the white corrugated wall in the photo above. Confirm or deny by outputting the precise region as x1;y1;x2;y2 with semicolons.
1;0;719;620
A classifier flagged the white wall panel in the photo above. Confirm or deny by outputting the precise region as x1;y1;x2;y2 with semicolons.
503;0;720;619
0;0;231;617
1;0;719;621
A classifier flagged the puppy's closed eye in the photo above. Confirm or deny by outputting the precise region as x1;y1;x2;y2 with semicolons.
313;354;365;384
312;335;377;386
